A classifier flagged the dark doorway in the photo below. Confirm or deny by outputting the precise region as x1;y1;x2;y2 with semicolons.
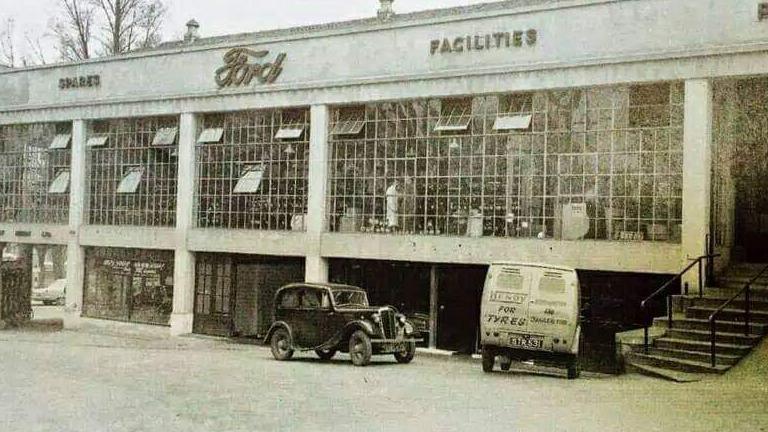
732;78;768;262
436;265;485;353
193;254;304;337
329;259;431;345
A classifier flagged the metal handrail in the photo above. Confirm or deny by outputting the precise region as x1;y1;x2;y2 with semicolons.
640;253;720;354
708;263;768;367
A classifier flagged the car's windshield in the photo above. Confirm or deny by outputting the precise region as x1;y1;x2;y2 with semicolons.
332;290;368;308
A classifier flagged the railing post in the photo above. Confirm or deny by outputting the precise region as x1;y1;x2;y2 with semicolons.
745;285;751;337
710;318;716;368
684;282;689;296
667;295;673;329
643;325;649;355
698;259;704;298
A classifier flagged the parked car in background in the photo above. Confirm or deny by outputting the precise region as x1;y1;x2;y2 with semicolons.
480;262;582;379
32;278;66;306
265;283;421;366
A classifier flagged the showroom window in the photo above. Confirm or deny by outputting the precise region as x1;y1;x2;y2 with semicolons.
196;108;310;230
328;82;684;242
0;123;72;224
87;116;179;226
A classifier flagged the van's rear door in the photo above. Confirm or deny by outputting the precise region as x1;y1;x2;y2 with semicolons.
527;268;575;345
483;265;531;335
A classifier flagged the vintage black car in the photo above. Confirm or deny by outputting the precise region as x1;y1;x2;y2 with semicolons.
264;283;420;366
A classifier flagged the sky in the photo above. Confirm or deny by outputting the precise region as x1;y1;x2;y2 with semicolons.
0;0;493;65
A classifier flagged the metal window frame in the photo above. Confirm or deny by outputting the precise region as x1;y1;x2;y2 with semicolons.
197;127;224;143
196;109;310;231
87;116;179;226
87;134;110;147
0;123;72;224
327;83;684;242
116;166;144;194
49;133;72;150
152;127;178;146
48;169;71;194
232;163;266;194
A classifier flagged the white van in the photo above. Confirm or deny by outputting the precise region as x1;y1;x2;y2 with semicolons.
480;262;581;379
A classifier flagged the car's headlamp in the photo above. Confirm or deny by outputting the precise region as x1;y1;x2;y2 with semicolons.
372;313;381;324
397;314;407;325
404;322;414;334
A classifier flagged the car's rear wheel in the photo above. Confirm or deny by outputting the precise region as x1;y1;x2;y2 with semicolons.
481;346;495;373
567;359;581;380
394;341;416;364
270;328;294;361
349;330;372;366
315;348;337;361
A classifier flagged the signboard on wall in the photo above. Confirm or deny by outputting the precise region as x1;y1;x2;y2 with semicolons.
429;29;538;55
215;47;287;88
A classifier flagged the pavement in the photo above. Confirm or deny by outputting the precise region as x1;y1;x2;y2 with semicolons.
0;306;767;432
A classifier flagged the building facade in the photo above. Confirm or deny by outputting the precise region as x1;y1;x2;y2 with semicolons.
1;0;766;359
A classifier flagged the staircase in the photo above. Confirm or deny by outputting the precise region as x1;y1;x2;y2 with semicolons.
625;262;768;381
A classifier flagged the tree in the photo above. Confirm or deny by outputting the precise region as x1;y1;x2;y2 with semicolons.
51;0;166;61
92;0;166;56
0;18;17;67
0;17;48;67
51;0;96;61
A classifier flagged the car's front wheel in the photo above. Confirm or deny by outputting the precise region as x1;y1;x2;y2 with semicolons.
270;328;294;361
394;341;416;364
349;330;372;366
315;348;337;361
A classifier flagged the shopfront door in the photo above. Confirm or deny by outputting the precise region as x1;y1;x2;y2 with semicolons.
436;266;485;353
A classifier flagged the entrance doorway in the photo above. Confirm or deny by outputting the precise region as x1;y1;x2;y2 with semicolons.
193;254;304;337
730;78;768;262
436;265;485;353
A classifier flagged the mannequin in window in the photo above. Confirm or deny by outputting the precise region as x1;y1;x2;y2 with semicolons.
386;179;400;229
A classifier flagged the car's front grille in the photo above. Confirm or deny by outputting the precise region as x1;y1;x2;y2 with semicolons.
379;308;397;339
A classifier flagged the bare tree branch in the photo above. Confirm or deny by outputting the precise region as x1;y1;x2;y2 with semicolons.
91;0;165;56
24;32;48;65
0;18;17;67
51;0;95;61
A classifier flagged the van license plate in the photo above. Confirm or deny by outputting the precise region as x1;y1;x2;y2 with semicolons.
509;335;544;349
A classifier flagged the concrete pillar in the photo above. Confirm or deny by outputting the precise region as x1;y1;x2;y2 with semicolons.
429;265;438;349
65;119;86;317
305;104;329;283
170;112;197;336
682;79;713;292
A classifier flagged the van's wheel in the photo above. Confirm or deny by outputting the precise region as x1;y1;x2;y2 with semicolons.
315;348;337;361
270;328;294;361
394;341;416;364
349;330;372;366
500;358;512;371
567;359;581;379
481;347;495;372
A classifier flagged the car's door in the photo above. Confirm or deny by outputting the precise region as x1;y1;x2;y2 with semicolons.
294;287;323;347
276;287;301;341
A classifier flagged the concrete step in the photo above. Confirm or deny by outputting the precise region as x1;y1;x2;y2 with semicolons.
703;287;768;301
686;306;768;323
718;277;768;291
654;337;753;356
646;346;741;366
625;362;707;382
664;328;761;346
654;317;766;335
685;296;768;312
626;352;729;374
